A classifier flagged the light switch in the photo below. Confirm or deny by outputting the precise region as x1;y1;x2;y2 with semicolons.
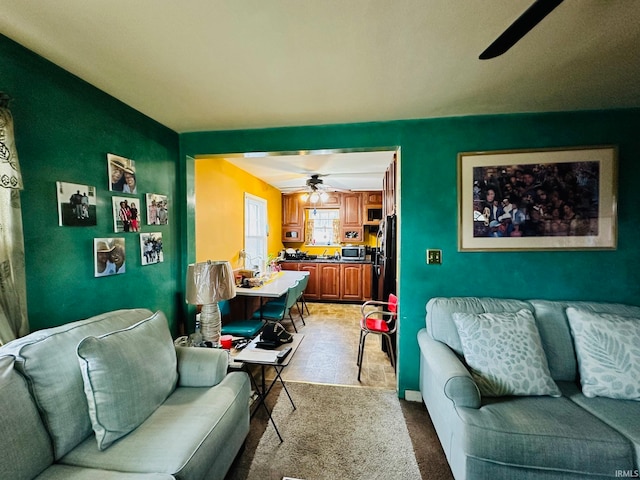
426;249;442;265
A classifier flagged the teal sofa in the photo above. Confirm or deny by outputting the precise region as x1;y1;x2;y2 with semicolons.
0;308;250;480
418;297;640;480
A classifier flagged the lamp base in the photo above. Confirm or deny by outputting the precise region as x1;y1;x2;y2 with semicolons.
200;302;221;345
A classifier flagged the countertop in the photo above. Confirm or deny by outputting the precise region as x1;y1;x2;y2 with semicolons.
280;258;373;264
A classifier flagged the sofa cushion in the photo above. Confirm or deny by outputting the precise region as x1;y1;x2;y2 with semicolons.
456;395;635;477
77;311;178;450
61;372;251;480
34;464;175;480
561;380;640;466
452;309;560;397
530;300;640;383
566;308;640;400
0;356;54;480
426;297;534;356
0;309;154;459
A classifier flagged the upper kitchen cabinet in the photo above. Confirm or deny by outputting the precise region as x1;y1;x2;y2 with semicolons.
340;192;363;243
383;157;396;217
363;191;383;226
282;193;304;242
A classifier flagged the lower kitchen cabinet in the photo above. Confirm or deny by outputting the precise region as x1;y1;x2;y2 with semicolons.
279;261;371;302
319;263;341;300
298;263;319;299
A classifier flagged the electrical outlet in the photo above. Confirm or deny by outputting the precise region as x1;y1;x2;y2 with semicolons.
426;249;442;265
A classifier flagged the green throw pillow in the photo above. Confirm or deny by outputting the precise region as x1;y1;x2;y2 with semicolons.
566;308;640;401
452;309;560;397
76;311;178;450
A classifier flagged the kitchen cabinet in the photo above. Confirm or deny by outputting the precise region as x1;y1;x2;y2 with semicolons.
340;193;364;243
341;263;373;301
298;263;319;299
279;261;372;302
383;159;396;217
319;263;341;300
282;194;304;242
362;263;372;300
363;191;383;205
340;264;362;301
321;192;342;206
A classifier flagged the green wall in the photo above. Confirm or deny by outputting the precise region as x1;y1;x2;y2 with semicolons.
3;31;640;396
181;110;640;396
0;35;181;333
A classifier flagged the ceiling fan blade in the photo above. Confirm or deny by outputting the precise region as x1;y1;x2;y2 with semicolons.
479;0;563;60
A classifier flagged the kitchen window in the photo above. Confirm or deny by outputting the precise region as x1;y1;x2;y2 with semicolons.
244;193;267;271
305;208;340;245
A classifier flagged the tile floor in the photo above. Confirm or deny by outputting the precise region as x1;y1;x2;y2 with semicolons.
265;300;397;390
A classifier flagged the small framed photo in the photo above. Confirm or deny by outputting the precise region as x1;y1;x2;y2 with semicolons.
56;181;97;226
112;196;141;233
458;145;618;251
108;153;137;194
140;232;163;265
146;193;168;225
94;237;126;277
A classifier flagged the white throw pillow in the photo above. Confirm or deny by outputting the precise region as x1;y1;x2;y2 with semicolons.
566;308;640;400
452;309;560;397
76;311;178;449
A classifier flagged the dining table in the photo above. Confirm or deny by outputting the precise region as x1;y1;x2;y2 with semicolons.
234;270;310;318
235;270;309;298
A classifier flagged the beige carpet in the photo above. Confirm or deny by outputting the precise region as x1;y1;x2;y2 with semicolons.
245;382;422;480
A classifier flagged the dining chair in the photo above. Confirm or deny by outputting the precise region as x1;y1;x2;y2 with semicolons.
219;299;265;338
357;293;398;381
295;274;310;318
251;282;301;332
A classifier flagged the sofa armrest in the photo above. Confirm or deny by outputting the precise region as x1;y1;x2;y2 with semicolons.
175;346;228;387
418;329;481;409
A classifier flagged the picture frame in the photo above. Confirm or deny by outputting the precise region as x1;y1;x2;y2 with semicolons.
112;196;142;233
107;153;137;194
56;181;97;226
140;232;163;265
458;145;617;251
145;193;168;225
94;237;126;277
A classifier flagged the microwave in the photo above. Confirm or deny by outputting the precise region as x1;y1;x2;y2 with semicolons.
341;245;366;260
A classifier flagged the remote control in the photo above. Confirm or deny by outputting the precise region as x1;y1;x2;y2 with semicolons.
276;346;292;363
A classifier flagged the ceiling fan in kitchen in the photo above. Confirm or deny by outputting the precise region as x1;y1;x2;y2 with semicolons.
479;0;563;60
280;174;351;203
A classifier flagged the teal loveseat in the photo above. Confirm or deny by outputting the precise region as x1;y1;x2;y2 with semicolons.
0;308;250;480
418;297;640;480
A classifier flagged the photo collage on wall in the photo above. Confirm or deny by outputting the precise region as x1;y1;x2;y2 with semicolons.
57;153;168;277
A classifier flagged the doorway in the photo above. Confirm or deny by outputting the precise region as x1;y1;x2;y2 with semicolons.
190;147;400;389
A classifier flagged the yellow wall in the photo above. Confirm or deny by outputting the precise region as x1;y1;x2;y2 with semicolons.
195;158;283;268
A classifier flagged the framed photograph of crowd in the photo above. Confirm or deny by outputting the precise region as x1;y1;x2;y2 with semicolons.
56;181;97;226
458;146;618;251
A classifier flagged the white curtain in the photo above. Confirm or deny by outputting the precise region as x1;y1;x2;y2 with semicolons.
0;97;29;345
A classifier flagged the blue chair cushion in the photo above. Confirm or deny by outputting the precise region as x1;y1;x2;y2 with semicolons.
221;320;264;338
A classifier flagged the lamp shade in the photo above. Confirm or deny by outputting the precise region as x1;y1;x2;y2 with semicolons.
185;260;236;305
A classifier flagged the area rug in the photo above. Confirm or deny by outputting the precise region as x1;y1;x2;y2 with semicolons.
246;382;422;480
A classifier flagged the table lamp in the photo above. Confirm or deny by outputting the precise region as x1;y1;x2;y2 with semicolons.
185;260;236;345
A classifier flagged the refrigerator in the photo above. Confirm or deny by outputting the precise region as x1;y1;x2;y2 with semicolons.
375;214;397;301
374;214;397;365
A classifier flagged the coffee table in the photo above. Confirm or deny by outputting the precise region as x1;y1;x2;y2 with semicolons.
230;333;304;442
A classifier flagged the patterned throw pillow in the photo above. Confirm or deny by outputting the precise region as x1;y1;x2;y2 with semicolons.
452;309;561;397
566;308;640;400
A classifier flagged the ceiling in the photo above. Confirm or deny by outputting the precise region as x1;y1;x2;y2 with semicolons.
2;0;639;191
